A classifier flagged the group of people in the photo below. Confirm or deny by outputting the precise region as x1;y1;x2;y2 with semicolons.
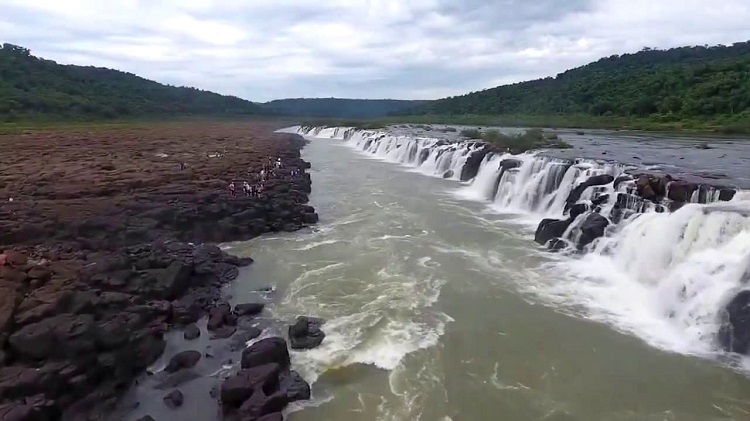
227;157;303;198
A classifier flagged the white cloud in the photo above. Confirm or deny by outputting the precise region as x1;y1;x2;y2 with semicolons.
1;0;749;101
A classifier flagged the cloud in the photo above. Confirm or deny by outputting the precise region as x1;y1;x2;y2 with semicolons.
2;0;749;101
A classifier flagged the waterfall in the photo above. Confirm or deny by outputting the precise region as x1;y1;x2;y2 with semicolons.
287;125;750;360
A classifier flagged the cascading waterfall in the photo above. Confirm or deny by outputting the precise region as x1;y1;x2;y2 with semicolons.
289;125;750;360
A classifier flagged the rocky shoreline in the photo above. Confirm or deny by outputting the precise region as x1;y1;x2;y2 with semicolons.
0;122;318;420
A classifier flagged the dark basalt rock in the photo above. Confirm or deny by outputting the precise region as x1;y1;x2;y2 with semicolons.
460;148;490;181
719;188;736;202
719;289;750;355
241;337;290;370
547;238;570;252
234;303;265;317
221;363;282;408
534;218;572;246
568;203;589;219
442;170;454;179
576;213;610;250
564;174;615;211
164;350;202;373
183;324;200;340
163;389;184;409
288;316;325;350
279;370;311;402
667;181;698;203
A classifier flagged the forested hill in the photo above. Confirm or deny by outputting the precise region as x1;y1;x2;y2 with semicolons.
0;43;266;121
403;42;750;124
262;98;428;118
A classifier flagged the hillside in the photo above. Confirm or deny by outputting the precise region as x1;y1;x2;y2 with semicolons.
0;43;266;122
402;41;750;129
262;98;428;118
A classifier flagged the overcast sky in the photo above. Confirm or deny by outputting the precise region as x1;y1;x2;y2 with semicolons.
2;0;749;102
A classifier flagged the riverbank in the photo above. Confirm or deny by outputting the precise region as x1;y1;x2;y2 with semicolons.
0;121;318;419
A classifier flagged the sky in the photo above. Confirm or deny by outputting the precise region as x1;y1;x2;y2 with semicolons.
2;0;750;102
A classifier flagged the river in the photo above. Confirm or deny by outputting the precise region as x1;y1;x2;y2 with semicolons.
222;127;750;421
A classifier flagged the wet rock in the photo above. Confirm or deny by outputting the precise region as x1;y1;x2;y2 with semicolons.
591;194;610;206
257;413;284;421
459;148;490;181
208;301;232;331
288;316;325;350
568;203;589;219
442;170;454;179
667;181;698;203
163;389;184;409
238;390;289;420
1;251;28;267
234;303;265;317
577;214;610;250
613;175;632;190
221;363;282;408
635;175;658;202
499;159;522;171
279;370;311;402
135;416;156;421
164;350;202;373
719;289;750;355
547;238;570;252
719;188;736;202
241;337;290;370
564;174;614;211
534;218;572;246
183;324;200;340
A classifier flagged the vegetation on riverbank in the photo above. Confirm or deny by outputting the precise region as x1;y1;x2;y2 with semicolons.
396;42;750;134
461;128;572;153
0;43;268;122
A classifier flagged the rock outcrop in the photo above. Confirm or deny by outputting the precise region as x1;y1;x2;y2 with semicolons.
0;122;317;420
222;337;310;421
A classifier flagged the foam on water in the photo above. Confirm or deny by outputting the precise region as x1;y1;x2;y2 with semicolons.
290;125;750;365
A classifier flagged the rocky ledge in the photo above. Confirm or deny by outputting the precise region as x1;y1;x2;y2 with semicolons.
0;122;318;420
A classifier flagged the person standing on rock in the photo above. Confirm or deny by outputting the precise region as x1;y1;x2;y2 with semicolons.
243;181;251;197
228;181;236;197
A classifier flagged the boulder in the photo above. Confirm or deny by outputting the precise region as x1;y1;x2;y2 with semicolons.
163;389;184;409
719;188;736;202
207;301;232;331
221;363;282;408
577;213;609;250
279;370;311;402
459;148;490;181
564;174;614;210
719;289;750;354
635;175;658;202
499;159;522;171
546;238;570;252
534;218;571;246
241;337;290;370
442;170;454;179
257;414;284;421
164;350;202;373
288;316;325;350
568;203;589;219
234;303;265;317
238;390;289;421
667;181;698;203
183;324;200;340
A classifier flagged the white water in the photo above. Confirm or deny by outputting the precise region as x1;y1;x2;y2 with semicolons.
291;125;750;363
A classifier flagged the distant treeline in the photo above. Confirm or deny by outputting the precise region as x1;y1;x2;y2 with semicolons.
0;43;267;122
261;98;429;119
400;41;750;133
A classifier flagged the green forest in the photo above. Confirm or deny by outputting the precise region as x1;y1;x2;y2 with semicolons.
262;98;427;119
0;43;267;122
402;41;750;133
